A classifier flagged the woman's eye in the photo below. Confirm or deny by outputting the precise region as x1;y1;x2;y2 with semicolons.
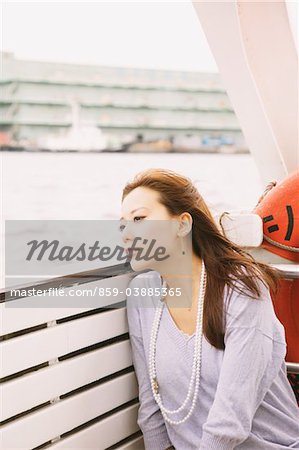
133;216;145;222
119;216;145;232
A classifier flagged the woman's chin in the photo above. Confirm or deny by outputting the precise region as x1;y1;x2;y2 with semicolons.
129;258;152;272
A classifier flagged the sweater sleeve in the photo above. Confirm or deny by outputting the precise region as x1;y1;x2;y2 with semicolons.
126;276;173;450
200;279;287;450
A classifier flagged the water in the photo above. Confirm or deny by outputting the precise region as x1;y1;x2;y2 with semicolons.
1;151;264;287
3;151;263;219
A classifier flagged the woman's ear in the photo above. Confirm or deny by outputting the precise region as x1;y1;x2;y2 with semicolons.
177;212;192;236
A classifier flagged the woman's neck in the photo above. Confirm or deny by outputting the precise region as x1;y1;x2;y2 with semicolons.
160;253;202;311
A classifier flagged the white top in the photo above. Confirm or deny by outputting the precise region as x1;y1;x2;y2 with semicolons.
126;270;299;449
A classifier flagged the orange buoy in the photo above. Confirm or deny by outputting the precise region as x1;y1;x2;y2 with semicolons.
254;171;299;404
254;171;299;262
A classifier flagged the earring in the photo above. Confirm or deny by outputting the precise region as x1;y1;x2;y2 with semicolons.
180;236;186;255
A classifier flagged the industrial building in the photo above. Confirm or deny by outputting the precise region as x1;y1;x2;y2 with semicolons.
0;52;246;151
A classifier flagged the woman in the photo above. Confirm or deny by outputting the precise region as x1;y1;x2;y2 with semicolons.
120;168;299;450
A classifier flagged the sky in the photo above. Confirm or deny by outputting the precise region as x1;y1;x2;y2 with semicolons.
1;1;219;72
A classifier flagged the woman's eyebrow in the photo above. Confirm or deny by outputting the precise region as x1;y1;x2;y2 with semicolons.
120;207;149;221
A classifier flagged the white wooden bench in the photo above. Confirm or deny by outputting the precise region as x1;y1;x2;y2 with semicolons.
0;263;145;450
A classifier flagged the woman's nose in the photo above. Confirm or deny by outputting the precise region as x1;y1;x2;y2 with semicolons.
121;221;135;243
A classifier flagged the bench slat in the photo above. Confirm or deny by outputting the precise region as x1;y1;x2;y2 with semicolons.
50;403;142;450
114;435;145;450
0;372;138;449
1;340;134;421
1;274;133;335
1;307;128;378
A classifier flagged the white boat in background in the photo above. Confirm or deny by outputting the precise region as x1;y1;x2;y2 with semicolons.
37;99;122;152
37;125;109;152
0;1;298;449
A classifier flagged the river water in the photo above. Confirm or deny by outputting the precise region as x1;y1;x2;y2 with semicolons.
2;151;264;287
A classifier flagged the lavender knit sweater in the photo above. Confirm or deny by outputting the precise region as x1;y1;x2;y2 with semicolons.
126;270;299;450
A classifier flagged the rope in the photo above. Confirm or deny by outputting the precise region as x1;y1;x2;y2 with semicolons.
263;235;299;252
218;211;230;235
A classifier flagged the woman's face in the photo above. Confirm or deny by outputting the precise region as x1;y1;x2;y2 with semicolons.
120;186;186;272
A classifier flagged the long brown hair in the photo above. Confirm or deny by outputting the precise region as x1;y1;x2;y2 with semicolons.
122;168;280;350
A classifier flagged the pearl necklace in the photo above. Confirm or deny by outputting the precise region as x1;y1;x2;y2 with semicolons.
148;260;207;425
